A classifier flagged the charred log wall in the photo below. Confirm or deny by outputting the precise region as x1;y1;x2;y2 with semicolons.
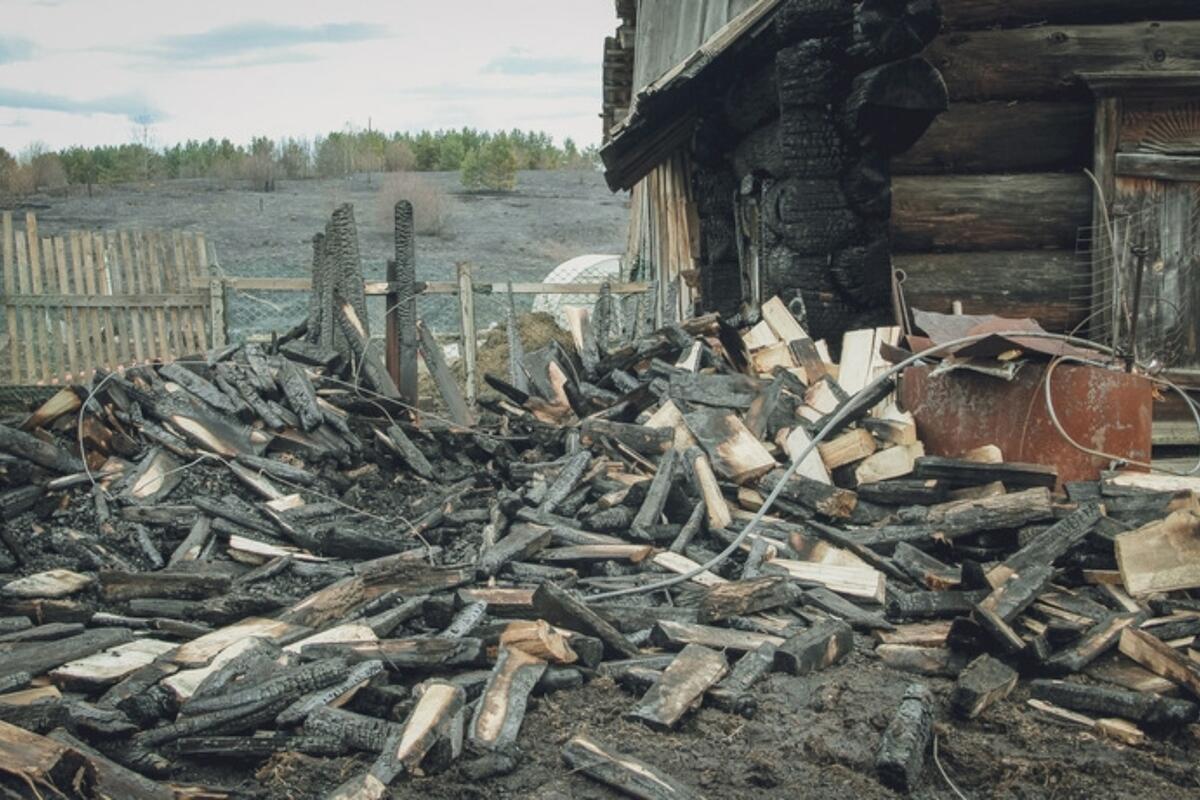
893;1;1200;330
691;0;946;343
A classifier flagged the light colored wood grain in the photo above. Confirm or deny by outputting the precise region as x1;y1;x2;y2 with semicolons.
91;232;118;368
1;212;17;383
13;229;37;383
53;237;78;381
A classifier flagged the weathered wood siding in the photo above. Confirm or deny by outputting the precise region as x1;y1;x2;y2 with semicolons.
893;2;1200;329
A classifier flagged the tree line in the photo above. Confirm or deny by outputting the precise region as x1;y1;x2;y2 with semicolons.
0;127;600;195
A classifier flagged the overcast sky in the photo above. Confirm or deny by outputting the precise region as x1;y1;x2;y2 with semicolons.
0;0;616;153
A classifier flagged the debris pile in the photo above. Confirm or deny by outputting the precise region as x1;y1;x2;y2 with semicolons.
0;289;1198;798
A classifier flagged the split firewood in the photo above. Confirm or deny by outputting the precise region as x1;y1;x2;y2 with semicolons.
876;644;968;677
561;734;701;800
698;577;802;623
684;407;775;485
651;619;784;653
626;643;728;730
774;619;853;675
950;655;1018;719
469;646;547;750
1115;509;1200;596
875;683;935;793
1118;627;1200;698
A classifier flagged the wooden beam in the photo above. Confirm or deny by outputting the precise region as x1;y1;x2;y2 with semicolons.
1116;510;1200;596
561;734;701;800
626;644;728;730
924;22;1200;101
893;173;1092;252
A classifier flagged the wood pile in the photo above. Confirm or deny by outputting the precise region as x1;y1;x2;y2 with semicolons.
0;292;1197;798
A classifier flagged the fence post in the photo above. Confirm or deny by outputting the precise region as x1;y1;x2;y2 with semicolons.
209;277;227;349
385;258;399;386
394;201;419;406
457;262;478;407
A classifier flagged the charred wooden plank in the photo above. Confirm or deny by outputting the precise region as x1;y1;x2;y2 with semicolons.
0;628;133;678
303;638;485;671
277;659;385;727
0;422;83;473
950;655;1018;719
305;706;404;753
100;570;231;601
760;469;857;520
987;503;1104;588
774;619;853;675
698;577;802;624
531;582;639;659
893;542;961;590
708;642;776;717
975;564;1055;651
802;587;893;631
913;456;1057;489
887;590;987;622
160;362;240;416
468;646;546;751
650;619;784;653
685;408;776;485
561;733;701;800
580;419;672;455
1029;679;1198;727
277;359;323;431
875;683;935;793
626;643;728;731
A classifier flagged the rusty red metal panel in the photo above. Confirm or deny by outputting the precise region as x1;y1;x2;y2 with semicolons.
898;363;1153;485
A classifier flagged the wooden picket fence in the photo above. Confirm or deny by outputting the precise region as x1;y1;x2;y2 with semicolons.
1;212;217;386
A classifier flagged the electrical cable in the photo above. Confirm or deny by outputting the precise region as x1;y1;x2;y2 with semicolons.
1042;355;1200;476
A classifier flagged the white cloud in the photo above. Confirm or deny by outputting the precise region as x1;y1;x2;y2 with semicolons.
0;0;616;151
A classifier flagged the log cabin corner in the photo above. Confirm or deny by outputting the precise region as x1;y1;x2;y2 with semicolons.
600;0;1200;377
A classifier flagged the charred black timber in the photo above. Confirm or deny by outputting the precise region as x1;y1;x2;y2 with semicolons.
305;705;404;753
849;0;942;68
632;449;679;539
277;659;386;727
774;619;853;675
1029;679;1199;727
842;57;947;155
1044;613;1142;674
478;524;552;578
989;503;1103;585
418;320;474;428
0;422;83;473
913;457;1058;489
950;655;1018;719
858;479;945;506
708;642;777;717
276;360;323;431
539;451;593;515
100;570;231;601
893;542;961;590
303;638;485;671
580;419;673;455
698;577;802;624
888;590;987;622
802;586;893;631
234;453;316;486
532;582;640;659
469;646;547;751
875;683;935;793
0;628;133;677
626;643;729;731
169;733;345;760
760;469;857;520
159;363;240;416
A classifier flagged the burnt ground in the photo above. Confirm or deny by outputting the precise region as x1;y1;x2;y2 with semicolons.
5;430;1197;800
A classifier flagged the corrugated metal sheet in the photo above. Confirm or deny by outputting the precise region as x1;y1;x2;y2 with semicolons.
633;0;759;92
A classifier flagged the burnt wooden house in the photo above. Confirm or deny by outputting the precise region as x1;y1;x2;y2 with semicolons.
601;0;1200;370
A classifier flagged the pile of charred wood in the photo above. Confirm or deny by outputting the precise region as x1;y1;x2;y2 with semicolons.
0;291;1198;799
